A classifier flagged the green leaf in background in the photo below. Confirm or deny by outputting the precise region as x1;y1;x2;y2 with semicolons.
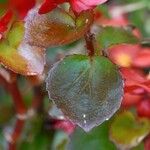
128;9;150;37
52;131;69;150
95;26;139;51
0;0;7;4
110;111;150;149
0;21;46;75
67;121;117;150
0;130;7;150
46;54;123;132
18;115;54;150
132;143;144;150
7;21;25;48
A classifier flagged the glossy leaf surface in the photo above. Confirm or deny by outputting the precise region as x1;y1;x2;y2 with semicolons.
46;54;123;131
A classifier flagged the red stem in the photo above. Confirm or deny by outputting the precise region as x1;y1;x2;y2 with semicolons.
84;31;95;57
8;119;25;150
9;82;26;114
0;75;26;114
31;87;45;112
0;74;26;150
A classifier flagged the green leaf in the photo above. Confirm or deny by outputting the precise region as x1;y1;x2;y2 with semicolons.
0;22;45;75
25;7;93;48
52;131;69;150
132;143;144;150
0;129;7;150
46;54;123;132
68;121;117;150
96;26;139;50
110;111;150;149
18;116;53;150
7;22;25;48
0;0;7;3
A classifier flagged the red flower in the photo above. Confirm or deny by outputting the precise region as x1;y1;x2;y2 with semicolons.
132;48;150;68
137;99;150;118
121;68;150;94
53;119;76;134
70;0;108;13
121;68;150;108
121;93;142;108
109;44;150;68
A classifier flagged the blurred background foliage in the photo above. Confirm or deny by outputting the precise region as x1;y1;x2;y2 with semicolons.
0;0;150;149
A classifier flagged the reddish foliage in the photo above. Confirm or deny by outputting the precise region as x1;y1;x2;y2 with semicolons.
95;14;128;27
0;0;150;149
137;99;150;118
121;68;150;94
39;0;108;14
9;0;36;18
39;0;67;14
121;68;150;108
0;10;13;39
121;93;142;108
133;48;150;68
53;119;76;134
145;135;150;150
45;118;76;135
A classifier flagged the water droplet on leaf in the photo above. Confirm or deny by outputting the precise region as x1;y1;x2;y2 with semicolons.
46;54;123;132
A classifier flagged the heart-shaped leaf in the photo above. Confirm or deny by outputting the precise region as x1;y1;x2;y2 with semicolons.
95;26;139;51
46;54;123;132
25;7;93;48
0;21;46;75
110;111;150;149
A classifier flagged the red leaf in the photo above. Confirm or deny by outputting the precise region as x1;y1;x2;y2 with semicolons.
0;10;13;32
38;0;67;14
0;10;13;39
9;0;35;18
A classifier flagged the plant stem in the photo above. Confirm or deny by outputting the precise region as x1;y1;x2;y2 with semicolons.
85;31;95;57
31;86;45;113
8;119;25;150
0;73;26;150
0;75;26;114
9;82;26;114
